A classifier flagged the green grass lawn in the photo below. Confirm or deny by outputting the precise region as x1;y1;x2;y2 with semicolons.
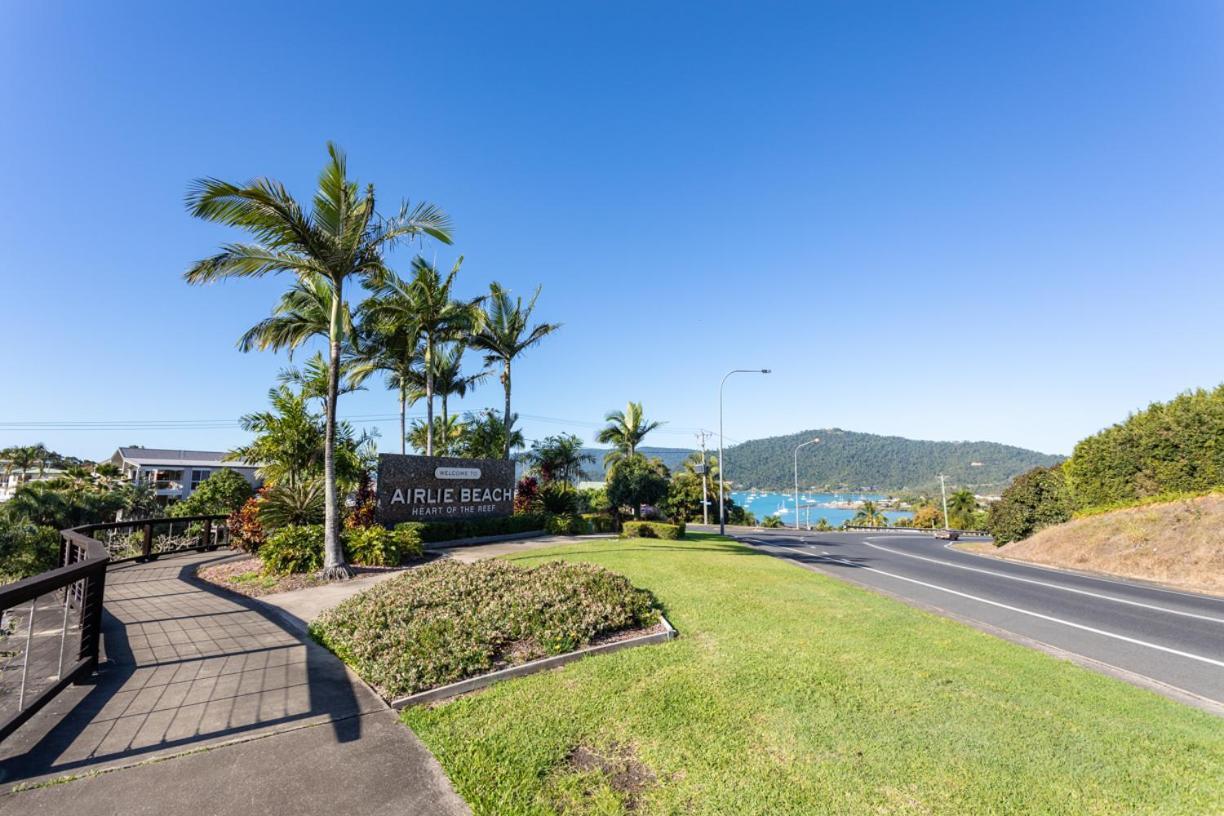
402;534;1224;815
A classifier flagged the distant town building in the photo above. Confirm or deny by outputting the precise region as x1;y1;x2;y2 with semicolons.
109;448;261;505
0;466;65;502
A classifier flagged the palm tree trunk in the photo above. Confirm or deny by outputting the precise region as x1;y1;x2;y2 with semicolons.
321;279;351;580
425;337;435;457
502;359;512;460
441;393;449;456
399;386;407;456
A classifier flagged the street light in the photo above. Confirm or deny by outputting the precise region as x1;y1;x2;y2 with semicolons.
793;438;820;530
719;368;771;535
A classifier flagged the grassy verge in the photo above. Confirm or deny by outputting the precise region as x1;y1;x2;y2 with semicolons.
403;533;1223;815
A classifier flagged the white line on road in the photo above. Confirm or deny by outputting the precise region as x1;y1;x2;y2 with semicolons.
811;550;1224;669
861;540;1224;625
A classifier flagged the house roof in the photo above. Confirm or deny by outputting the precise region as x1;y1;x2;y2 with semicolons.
112;448;259;470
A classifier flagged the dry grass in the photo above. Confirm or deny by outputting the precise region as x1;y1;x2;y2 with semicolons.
993;494;1224;595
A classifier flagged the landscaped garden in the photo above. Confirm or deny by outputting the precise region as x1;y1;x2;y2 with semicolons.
399;532;1224;816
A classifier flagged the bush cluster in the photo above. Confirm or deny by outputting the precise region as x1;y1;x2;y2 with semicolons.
620;520;684;540
394;513;547;544
310;559;659;697
257;523;426;575
987;466;1072;545
581;513;616;534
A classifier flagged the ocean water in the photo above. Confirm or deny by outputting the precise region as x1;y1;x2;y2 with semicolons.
731;490;913;527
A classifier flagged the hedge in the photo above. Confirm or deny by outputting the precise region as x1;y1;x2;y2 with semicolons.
394;513;547;544
620;520;684;540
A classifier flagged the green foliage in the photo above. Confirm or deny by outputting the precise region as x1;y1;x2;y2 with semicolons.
343;525;413;567
580;513;616;534
312;559;657;698
258;480;325;530
1064;385;1224;510
576;487;610;514
259;524;325;575
761;515;784;528
987;466;1073;544
169;468;253;518
4;478;128;530
525;433;594;484
394;514;548;544
545;513;585;535
621;520;683;540
455;409;526;460
596;402;664;468
537;481;578;515
606;455;669;518
0;520;60;583
851;500;888;527
720;428;1062;492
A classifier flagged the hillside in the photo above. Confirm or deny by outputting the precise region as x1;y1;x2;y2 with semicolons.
723;428;1062;492
984;494;1224;596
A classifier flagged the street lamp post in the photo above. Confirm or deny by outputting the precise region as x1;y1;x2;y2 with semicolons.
793;438;820;530
719;368;771;535
939;473;950;532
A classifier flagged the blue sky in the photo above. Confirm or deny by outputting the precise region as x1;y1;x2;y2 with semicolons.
2;2;1223;460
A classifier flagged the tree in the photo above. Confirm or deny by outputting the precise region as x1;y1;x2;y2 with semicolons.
408;415;465;456
6;446;37;485
456;409;525;460
987;465;1072;545
851;500;888;527
363;257;480;457
169;469;254;517
597;402;664;468
525;434;594;485
185;142;451;579
468;282;561;459
606;455;669;519
947;489;978;529
431;342;487;432
350;319;423;455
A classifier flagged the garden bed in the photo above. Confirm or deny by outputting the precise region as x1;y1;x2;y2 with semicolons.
196;556;405;598
310;559;665;701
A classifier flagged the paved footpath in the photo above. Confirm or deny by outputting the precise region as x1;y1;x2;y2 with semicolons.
0;550;468;815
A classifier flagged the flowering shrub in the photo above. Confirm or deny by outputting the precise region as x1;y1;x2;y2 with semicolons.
311;559;659;698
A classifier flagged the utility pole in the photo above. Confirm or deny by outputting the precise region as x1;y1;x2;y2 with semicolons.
939;473;950;531
696;430;711;526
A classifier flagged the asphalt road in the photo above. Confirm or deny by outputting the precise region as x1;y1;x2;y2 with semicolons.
711;526;1224;713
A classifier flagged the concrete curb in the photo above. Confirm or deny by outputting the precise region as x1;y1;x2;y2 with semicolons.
389;614;678;708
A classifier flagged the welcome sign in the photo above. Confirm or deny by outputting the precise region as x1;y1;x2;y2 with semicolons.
376;454;516;524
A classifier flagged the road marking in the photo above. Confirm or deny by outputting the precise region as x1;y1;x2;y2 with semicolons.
813;550;1224;669
861;540;1224;625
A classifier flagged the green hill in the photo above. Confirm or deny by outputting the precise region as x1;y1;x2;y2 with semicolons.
720;428;1062;493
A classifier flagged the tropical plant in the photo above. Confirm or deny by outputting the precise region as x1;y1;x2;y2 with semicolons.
408;415;466;456
432;342;486;431
606;454;670;519
169;468;254;517
455;409;525;460
468;282;561;459
538;480;579;515
947;489;978;529
525;434;593;484
363;257;481;457
185;141;452;579
259;481;326;530
259;524;325;575
762;515;784;528
596;402;663;467
349;309;423;454
851;500;888;527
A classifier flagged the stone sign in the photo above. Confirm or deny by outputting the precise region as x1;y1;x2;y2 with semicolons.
376;454;515;525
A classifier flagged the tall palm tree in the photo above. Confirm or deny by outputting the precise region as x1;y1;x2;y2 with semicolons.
525;433;594;484
468;283;560;459
364;257;480;456
852;500;888;527
408;415;466;456
185;142;452;579
431;342;487;434
948;489;978;529
7;446;37;485
597;402;664;467
349;325;422;455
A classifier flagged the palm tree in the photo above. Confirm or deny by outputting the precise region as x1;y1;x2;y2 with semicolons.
185;142;452;579
456;409;525;459
525;434;594;485
947;489;978;529
408;415;466;456
278;351;363;409
431;342;487;434
597;402;664;467
7;446;37;486
364;257;480;457
852;500;888;527
468;283;561;459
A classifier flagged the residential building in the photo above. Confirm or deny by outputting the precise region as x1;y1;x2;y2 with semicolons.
109;448;261;505
0;466;65;502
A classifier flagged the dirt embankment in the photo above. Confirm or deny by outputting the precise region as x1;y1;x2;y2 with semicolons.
990;494;1224;596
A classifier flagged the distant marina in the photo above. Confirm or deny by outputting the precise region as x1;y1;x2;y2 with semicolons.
731;490;914;527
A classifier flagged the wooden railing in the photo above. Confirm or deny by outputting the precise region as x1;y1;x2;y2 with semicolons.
0;514;228;742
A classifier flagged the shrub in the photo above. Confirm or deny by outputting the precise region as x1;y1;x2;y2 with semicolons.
311;559;659;698
762;516;784;528
169;468;253;518
395;514;548;544
538;481;578;515
0;521;59;584
259;524;325;575
228;493;266;553
344;526;401;567
620;520;683;540
576;487;610;514
259;481;325;530
392;524;425;559
345;473;378;530
987;465;1073;545
545;513;585;535
581;513;616;534
514;476;540;513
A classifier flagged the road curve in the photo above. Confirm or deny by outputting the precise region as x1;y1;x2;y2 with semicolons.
705;526;1224;713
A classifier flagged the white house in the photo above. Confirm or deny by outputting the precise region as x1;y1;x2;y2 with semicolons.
109;448;261;505
0;466;65;502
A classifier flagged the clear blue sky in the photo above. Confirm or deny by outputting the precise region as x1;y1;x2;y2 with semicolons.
3;2;1223;461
